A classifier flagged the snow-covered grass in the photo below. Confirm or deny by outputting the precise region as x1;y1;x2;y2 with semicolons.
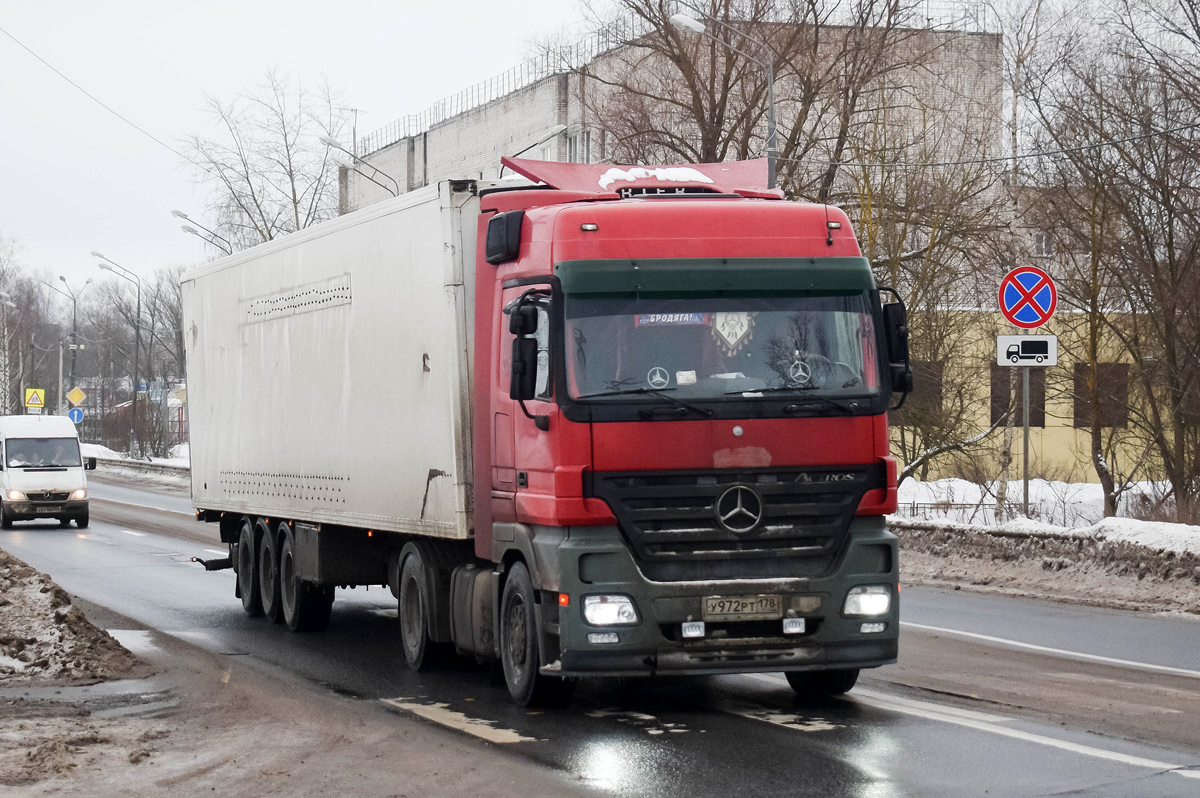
81;442;189;469
894;478;1200;557
896;477;1169;528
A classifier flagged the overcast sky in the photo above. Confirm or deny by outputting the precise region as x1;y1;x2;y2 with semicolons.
0;1;586;285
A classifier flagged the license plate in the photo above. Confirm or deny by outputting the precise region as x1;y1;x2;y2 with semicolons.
703;595;783;621
35;506;61;513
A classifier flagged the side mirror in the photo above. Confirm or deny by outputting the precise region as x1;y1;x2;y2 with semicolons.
508;304;538;336
85;457;97;471
881;297;914;398
510;338;538;401
485;210;524;265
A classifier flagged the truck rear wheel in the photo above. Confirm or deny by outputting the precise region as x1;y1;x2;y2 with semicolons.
237;519;263;616
398;547;446;670
258;519;283;623
785;668;860;697
279;530;333;632
499;561;575;707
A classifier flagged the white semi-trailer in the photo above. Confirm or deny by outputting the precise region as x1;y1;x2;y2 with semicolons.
184;161;908;706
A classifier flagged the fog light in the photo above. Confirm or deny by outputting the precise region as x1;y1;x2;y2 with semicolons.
588;632;619;645
6;490;26;502
860;622;887;634
782;617;806;635
681;621;705;639
843;585;891;616
71;488;87;501
583;595;639;626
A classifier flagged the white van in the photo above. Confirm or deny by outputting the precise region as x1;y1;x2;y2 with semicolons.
0;415;96;528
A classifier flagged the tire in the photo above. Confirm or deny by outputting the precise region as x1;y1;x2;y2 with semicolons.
59;517;71;527
0;509;10;529
499;561;575;707
237;518;263;616
785;668;860;697
76;509;89;529
279;529;333;632
398;549;440;670
258;520;283;623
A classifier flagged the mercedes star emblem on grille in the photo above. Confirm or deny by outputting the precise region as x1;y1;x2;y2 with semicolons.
715;485;763;533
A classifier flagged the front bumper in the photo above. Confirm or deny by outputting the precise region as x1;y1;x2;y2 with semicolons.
4;499;88;520
546;517;899;677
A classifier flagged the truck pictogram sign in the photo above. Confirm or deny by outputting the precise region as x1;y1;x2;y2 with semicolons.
999;266;1057;329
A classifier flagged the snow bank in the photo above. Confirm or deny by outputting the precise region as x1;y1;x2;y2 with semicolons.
0;548;141;683
1091;517;1200;556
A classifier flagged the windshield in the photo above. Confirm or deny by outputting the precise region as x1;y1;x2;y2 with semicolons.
6;437;82;468
565;293;880;401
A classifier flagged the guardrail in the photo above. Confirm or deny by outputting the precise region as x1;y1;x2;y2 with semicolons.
94;457;190;476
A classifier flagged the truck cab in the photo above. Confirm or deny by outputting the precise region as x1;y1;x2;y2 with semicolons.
0;415;96;528
471;160;911;702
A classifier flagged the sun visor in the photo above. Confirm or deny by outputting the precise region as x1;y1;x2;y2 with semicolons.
500;157;779;196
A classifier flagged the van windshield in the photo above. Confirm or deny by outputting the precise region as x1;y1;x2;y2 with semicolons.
6;438;82;468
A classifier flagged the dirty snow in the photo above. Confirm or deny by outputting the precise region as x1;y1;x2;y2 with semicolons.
0;548;141;684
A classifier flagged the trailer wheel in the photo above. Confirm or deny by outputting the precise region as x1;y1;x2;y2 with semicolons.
258;519;283;623
238;519;263;616
785;668;859;697
499;561;575;707
279;530;333;632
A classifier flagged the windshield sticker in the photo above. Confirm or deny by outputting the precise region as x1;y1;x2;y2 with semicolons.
636;313;708;326
712;312;755;356
676;370;697;386
647;367;671;389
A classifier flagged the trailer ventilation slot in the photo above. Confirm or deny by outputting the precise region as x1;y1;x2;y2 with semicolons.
587;464;883;581
219;471;349;505
241;274;352;325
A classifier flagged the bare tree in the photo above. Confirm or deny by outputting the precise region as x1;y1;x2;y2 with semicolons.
182;70;347;251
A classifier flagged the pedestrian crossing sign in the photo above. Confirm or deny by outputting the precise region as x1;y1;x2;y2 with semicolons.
24;389;44;408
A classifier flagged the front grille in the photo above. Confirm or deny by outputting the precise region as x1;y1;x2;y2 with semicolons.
28;491;71;502
587;465;882;581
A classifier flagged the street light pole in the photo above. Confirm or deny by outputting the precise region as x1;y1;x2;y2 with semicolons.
0;293;14;415
669;9;778;189
41;277;92;414
92;252;141;454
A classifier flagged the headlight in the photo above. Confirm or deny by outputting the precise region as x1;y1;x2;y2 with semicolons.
582;595;639;626
843;585;891;617
6;490;26;502
71;489;87;501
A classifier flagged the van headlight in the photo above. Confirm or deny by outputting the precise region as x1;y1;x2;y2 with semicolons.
843;585;892;617
582;595;639;626
71;489;87;501
6;490;26;502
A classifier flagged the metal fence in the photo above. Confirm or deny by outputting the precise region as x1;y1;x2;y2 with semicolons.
357;1;991;157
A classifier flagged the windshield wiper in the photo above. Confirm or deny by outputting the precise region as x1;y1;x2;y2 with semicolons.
577;386;713;417
783;393;859;414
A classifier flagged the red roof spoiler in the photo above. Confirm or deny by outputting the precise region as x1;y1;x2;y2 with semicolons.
500;157;782;198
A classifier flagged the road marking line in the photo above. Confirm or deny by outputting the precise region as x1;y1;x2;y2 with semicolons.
380;698;535;744
92;496;194;516
901;621;1200;679
122;530;145;537
204;549;227;556
750;674;1199;779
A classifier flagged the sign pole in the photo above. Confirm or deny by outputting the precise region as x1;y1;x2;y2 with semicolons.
1022;365;1030;517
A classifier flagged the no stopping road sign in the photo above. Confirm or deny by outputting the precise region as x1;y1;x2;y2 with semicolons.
999;266;1057;329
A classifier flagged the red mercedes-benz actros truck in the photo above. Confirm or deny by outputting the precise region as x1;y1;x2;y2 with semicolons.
183;158;912;705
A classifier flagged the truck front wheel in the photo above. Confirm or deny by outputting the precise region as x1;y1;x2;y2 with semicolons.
786;668;860;697
238;519;263;616
499;561;575;707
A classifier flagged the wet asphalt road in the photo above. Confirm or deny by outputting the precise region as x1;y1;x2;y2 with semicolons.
2;477;1198;797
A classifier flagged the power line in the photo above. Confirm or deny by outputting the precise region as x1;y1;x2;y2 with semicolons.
0;24;193;164
777;120;1200;170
